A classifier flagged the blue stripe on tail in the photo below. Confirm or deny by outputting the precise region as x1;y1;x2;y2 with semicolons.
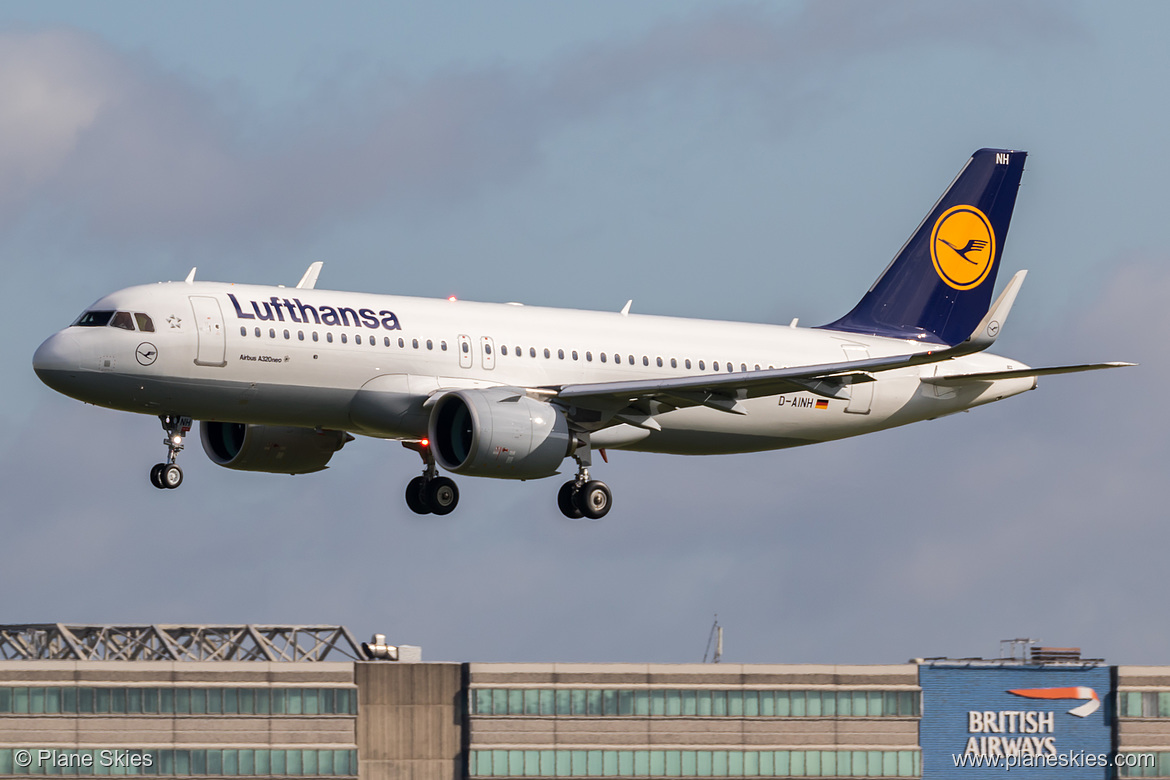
820;148;1027;346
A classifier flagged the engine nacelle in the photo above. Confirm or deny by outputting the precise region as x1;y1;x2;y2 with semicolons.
428;388;574;479
200;422;352;474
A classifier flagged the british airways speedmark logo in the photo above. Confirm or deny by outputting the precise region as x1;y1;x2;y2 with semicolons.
228;293;401;331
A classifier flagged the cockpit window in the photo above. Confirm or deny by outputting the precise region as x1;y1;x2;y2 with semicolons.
110;311;135;331
74;310;115;327
134;313;154;332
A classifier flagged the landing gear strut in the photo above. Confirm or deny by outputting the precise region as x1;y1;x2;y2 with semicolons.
558;439;612;520
402;440;459;516
150;414;190;490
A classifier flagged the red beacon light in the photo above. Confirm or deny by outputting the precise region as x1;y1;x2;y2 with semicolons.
448;296;457;302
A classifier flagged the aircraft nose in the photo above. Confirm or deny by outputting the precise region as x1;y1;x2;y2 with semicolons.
32;331;83;385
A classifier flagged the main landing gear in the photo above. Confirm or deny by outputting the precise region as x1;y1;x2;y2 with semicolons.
557;443;612;520
402;440;459;516
150;414;190;490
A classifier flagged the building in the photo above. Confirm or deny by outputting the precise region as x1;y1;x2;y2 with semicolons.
0;626;1161;780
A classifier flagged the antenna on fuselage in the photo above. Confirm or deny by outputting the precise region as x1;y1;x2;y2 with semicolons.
620;300;632;317
184;267;197;284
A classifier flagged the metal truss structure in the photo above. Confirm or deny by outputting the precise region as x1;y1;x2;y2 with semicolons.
0;624;367;662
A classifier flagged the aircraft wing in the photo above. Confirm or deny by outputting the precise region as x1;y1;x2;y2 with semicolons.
550;354;1134;431
920;362;1135;386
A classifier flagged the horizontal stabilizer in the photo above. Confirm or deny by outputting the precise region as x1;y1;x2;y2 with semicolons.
921;362;1135;386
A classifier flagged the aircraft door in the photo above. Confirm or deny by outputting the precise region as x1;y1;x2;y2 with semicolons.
481;337;496;370
842;345;872;414
458;335;473;369
190;296;227;367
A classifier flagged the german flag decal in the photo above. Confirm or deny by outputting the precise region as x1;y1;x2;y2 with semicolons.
815;399;829;410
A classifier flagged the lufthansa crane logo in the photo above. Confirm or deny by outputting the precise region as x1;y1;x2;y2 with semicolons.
930;205;996;290
135;342;158;366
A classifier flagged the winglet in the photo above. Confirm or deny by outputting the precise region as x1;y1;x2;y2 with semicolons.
620;300;632;317
297;261;323;290
184;267;197;284
957;269;1027;353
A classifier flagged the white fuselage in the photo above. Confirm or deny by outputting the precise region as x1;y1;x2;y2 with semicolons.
33;281;1036;458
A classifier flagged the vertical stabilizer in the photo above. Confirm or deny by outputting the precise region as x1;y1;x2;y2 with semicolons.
821;149;1027;346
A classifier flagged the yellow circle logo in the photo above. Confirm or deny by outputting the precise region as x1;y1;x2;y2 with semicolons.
930;205;996;290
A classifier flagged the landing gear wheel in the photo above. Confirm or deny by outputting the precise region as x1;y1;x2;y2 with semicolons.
161;464;183;489
427;477;459;516
558;481;584;519
150;463;166;489
576;480;612;520
405;476;431;515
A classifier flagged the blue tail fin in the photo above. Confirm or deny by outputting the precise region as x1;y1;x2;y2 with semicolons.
821;148;1027;346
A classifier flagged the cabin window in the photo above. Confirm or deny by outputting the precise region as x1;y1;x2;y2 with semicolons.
586;352;593;362
134;313;155;332
600;353;607;363
515;346;522;356
356;334;363;345
326;333;333;343
111;311;135;331
558;349;564;360
642;356;649;367
628;355;634;365
427;339;433;350
698;360;705;370
74;310;114;327
341;334;348;344
656;357;663;368
399;338;405;348
298;331;305;341
755;364;761;371
384;337;390;347
255;328;261;338
670;358;676;368
484;343;491;355
441;340;448;351
240;327;247;336
741;363;747;372
412;339;419;349
530;347;536;358
269;328;276;338
684;359;691;369
312;332;319;342
283;329;290;339
543;348;550;359
572;351;578;361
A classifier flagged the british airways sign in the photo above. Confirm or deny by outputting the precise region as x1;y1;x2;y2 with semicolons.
228;293;401;330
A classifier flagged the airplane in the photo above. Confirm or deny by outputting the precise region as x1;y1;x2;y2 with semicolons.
32;148;1132;519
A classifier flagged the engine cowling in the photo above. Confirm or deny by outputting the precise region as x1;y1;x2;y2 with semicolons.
428;388;574;479
200;422;352;474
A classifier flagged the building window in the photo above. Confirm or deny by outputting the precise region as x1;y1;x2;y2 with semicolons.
470;688;919;719
467;748;920;778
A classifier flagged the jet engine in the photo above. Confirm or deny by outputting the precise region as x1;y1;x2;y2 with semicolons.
428;388;575;479
200;422;353;474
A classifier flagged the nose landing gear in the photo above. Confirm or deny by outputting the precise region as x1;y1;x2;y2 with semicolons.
150;414;191;490
402;440;460;516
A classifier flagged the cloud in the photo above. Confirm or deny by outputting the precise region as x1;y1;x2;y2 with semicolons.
0;3;1081;247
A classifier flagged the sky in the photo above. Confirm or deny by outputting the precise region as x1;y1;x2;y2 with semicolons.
1;1;1166;666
